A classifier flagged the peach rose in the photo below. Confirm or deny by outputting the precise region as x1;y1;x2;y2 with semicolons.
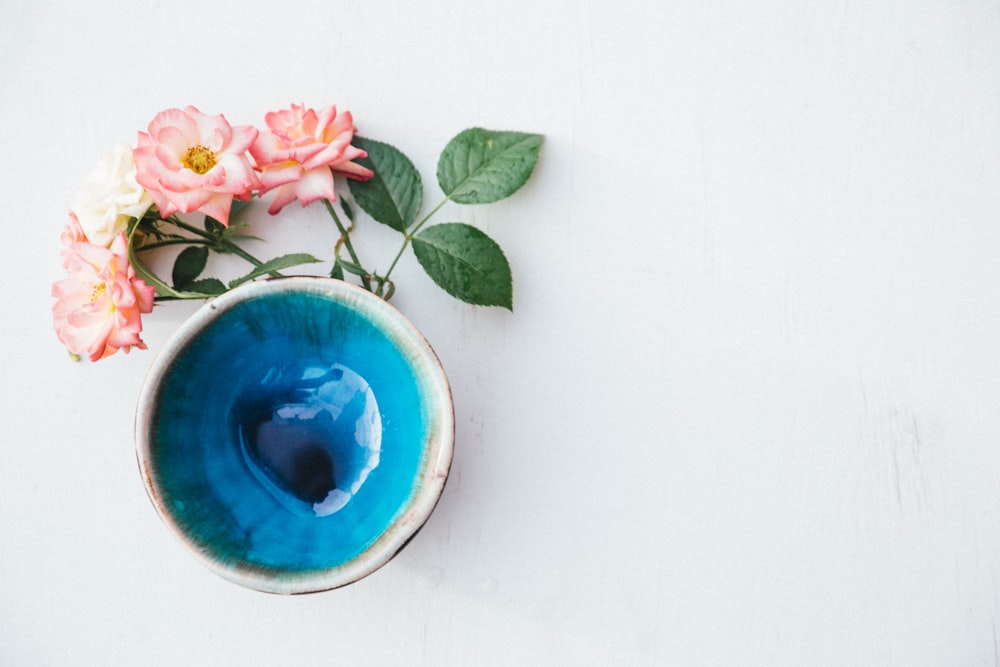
133;106;260;226
52;229;155;361
250;104;373;214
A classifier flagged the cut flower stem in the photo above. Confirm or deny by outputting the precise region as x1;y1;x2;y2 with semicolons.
324;194;452;301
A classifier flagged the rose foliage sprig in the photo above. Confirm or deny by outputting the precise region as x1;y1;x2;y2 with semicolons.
52;104;543;362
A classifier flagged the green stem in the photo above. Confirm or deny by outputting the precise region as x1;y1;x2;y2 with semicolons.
164;216;217;241
382;195;450;281
410;196;451;236
323;199;372;291
323;200;361;265
136;238;215;252
166;216;280;276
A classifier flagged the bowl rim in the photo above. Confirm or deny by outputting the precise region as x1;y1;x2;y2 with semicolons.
134;276;455;594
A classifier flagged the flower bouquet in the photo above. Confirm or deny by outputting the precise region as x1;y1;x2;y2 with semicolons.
52;104;542;592
53;104;543;362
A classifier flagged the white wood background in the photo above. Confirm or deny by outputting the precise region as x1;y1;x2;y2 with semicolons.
2;1;999;664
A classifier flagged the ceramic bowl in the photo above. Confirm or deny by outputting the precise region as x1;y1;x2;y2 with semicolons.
135;277;454;594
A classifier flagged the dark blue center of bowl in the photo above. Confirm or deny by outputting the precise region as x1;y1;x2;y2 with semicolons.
237;363;382;518
149;290;429;572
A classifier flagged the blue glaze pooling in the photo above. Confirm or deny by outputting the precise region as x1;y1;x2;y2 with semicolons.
237;362;382;518
148;288;432;573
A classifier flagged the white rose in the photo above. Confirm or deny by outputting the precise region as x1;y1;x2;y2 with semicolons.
71;143;153;247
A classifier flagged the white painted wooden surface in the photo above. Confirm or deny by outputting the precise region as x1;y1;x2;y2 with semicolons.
2;1;999;664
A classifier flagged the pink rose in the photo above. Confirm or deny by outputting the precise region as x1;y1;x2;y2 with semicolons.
250;104;373;214
52;229;155;361
133;106;260;227
60;212;88;245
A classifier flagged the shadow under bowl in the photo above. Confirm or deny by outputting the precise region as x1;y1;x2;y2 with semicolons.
135;277;454;594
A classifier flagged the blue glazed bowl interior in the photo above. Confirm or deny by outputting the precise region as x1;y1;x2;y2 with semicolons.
136;278;453;593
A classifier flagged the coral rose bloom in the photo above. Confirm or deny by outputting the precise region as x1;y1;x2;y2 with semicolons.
250;104;374;214
52;230;155;361
133;106;260;226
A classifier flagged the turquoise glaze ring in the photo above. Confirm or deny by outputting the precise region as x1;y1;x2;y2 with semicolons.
135;277;454;594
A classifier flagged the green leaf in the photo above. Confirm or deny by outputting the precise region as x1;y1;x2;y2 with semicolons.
136;218;178;241
411;223;513;309
172;246;208;289
340;198;355;223
204;217;226;238
228;253;322;288
182;278;227;295
437;128;542;204
336;258;369;277
348;136;422;232
229;197;251;220
330;260;345;280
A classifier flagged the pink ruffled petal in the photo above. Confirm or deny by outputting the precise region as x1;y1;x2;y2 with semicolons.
198;193;234;226
66;241;113;270
227;124;259;154
158;184;213;213
67;299;113;328
155;125;194;159
86;318;116;360
51;277;91;308
143;188;179;219
135;282;155;313
199;164;228;189
264;108;292;134
300;139;348;170
155;160;208;190
285;142;326;166
292;167;336;207
257;162;303;192
149;108;199;144
265;183;301;214
249;131;285;164
298;107;320;137
184;106;232;148
314;105;338;134
332;159;375;180
210;154;260;192
321;111;355;143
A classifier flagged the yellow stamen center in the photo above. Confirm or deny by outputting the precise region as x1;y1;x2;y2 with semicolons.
183;145;218;174
91;283;107;302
